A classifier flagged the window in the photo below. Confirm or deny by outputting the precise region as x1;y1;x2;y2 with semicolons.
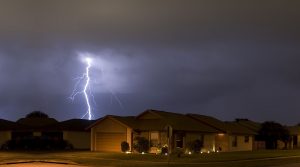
175;133;184;148
150;132;159;147
232;136;237;147
244;136;249;143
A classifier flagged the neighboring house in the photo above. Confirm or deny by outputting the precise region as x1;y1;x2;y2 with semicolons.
89;109;220;153
59;119;94;149
288;126;300;149
235;119;265;150
0;119;18;147
188;114;256;152
0;113;94;150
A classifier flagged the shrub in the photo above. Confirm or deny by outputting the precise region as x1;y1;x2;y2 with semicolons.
161;146;168;155
121;141;130;152
133;136;149;153
186;139;203;153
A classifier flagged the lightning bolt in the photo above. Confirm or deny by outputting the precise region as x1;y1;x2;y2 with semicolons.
69;57;93;120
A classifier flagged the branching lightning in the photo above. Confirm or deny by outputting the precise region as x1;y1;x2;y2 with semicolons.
69;57;93;120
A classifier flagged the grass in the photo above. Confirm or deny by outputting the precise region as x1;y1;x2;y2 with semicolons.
1;150;300;166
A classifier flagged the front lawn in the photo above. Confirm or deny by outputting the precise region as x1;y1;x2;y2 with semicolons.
2;150;300;167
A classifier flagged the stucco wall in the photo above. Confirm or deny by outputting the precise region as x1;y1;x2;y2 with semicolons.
93;118;127;133
63;131;90;149
229;135;253;151
215;134;229;152
0;131;11;146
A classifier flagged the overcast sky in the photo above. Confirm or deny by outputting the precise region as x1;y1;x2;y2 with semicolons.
0;0;300;125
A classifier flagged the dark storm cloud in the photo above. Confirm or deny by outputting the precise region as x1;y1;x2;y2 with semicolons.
0;0;300;124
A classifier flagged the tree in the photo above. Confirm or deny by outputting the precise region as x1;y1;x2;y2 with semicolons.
258;121;290;149
26;111;49;118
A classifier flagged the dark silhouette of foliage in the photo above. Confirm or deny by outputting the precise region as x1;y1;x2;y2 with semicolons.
133;136;149;153
258;121;290;149
1;138;73;150
161;146;168;155
26;111;49;118
121;141;130;152
186;139;203;153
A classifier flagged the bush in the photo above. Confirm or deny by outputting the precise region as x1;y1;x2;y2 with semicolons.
161;146;168;155
133;136;149;153
186;139;203;153
121;141;130;152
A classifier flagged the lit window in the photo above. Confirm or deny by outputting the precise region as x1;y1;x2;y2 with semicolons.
150;132;159;147
175;133;184;148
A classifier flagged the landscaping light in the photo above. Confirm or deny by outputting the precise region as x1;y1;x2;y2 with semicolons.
125;151;131;154
141;152;145;154
188;151;192;155
207;151;210;154
164;153;168;156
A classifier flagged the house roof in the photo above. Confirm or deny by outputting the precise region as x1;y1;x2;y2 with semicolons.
89;110;220;133
235;119;262;132
17;117;58;127
113;116;167;131
59;119;96;131
137;110;221;133
0;119;19;131
187;114;256;135
224;122;257;135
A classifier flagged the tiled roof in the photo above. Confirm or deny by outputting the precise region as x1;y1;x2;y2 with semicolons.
112;116;167;131
147;110;220;133
0;119;18;131
59;119;96;131
224;122;257;135
235;119;262;132
17;117;58;127
188;114;256;135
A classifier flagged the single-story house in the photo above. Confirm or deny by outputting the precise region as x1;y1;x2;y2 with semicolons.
287;126;300;149
0;112;94;150
187;114;256;152
0;119;19;147
234;119;265;150
89;109;221;153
